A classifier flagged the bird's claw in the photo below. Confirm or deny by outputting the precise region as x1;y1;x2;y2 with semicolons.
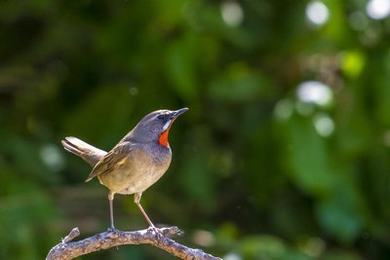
107;227;119;233
147;225;165;238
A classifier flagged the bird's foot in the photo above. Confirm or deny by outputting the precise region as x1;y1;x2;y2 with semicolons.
107;226;120;233
147;225;165;239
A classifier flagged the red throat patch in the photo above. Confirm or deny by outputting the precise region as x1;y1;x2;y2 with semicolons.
159;129;170;147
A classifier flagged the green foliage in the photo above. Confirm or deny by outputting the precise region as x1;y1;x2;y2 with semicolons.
0;0;389;259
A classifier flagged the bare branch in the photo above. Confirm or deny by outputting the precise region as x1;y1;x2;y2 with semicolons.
46;227;221;260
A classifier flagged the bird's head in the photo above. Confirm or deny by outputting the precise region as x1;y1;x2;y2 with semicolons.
130;108;189;147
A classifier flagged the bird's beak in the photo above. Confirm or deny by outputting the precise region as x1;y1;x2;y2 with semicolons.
162;108;189;131
171;107;189;119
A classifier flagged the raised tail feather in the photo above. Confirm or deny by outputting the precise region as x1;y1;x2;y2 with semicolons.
61;137;107;167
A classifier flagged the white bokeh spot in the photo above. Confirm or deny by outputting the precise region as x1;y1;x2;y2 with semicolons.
40;144;64;171
313;114;335;137
297;81;333;107
274;99;294;120
306;1;330;26
221;1;244;27
224;252;242;260
366;0;390;20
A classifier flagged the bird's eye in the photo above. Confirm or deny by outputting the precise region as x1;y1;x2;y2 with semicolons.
157;114;166;120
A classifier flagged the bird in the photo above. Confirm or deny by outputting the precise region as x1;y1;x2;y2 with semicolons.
61;108;189;230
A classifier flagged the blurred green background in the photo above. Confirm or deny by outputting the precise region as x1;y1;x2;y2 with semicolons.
0;0;389;259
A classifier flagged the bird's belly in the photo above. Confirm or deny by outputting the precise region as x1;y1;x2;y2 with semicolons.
98;155;171;195
118;164;168;195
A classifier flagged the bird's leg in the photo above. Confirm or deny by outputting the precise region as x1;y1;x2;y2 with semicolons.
108;191;116;231
134;193;158;230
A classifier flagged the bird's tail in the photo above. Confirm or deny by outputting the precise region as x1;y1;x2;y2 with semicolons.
61;136;107;167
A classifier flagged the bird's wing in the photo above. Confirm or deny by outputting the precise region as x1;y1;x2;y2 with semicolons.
85;141;134;182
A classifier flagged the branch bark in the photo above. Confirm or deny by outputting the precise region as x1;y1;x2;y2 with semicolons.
46;227;221;260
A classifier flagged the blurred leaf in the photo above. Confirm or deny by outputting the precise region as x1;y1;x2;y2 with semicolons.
63;84;136;146
341;51;365;78
284;115;335;194
320;249;362;260
165;33;199;100
317;197;362;243
209;63;272;102
0;190;58;259
0;135;59;184
238;235;287;259
177;128;216;210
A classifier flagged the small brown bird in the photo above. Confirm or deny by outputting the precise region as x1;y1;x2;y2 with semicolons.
62;108;188;230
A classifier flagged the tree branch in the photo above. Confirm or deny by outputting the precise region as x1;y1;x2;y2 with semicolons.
46;227;221;260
